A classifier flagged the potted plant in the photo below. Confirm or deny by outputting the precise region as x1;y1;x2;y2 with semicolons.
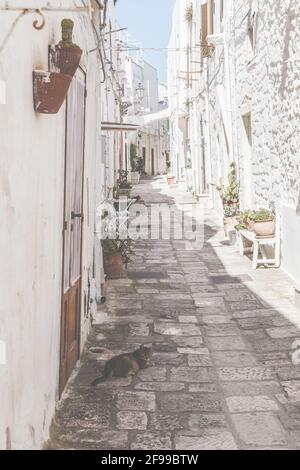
33;70;72;114
215;163;240;209
102;238;132;279
117;170;132;198
213;163;240;236
252;209;275;239
33;19;82;115
167;174;175;185
223;205;239;237
50;19;83;77
129;144;140;185
235;210;256;231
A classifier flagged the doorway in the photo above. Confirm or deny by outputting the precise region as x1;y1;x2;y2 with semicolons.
142;147;146;174
241;112;253;208
151;148;155;176
59;70;86;396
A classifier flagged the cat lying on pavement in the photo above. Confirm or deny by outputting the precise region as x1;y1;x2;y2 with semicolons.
91;344;152;386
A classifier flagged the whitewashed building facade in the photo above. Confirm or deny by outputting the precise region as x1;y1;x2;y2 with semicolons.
168;0;300;285
124;55;170;176
0;0;120;450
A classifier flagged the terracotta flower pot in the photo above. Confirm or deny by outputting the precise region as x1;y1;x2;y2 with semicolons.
167;176;175;185
247;220;255;231
224;217;237;237
103;252;124;279
33;70;72;114
118;188;131;198
50;44;83;77
253;220;275;239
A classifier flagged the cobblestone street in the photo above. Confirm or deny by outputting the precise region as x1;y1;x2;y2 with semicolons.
50;178;300;450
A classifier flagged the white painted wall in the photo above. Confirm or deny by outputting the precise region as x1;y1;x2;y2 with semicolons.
196;0;300;284
168;0;190;181
0;2;102;449
232;0;300;283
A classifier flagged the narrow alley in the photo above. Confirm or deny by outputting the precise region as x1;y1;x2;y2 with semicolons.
49;178;300;451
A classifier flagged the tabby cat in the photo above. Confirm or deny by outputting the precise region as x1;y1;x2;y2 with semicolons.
91;345;152;386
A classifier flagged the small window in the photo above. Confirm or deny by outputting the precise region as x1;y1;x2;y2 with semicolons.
201;3;210;58
220;0;224;22
248;12;256;52
220;0;224;31
242;112;252;146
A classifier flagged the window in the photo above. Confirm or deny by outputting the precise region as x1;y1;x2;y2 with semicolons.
201;1;214;58
248;12;256;53
220;0;224;22
220;0;224;31
208;0;215;35
242;113;252;146
201;3;209;58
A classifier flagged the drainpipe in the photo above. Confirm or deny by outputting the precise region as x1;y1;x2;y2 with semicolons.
120;130;124;173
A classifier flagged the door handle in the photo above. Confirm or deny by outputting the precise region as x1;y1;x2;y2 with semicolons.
71;211;84;221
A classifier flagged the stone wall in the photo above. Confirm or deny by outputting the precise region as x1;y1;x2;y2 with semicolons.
233;0;300;282
205;0;300;283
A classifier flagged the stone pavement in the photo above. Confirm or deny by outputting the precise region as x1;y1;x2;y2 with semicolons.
49;177;300;450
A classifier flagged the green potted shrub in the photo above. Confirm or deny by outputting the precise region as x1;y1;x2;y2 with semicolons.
102;238;132;279
215;163;240;209
213;163;240;236
129;144;140;185
117;170;132;198
235;210;256;231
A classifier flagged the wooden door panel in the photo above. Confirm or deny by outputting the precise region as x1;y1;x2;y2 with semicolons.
59;70;86;396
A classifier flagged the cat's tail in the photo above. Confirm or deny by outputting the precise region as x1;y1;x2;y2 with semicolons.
91;369;113;386
90;375;107;386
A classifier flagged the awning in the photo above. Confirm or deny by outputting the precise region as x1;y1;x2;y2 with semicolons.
101;122;140;131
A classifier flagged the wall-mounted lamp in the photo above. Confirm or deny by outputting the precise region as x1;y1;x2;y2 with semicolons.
136;83;145;102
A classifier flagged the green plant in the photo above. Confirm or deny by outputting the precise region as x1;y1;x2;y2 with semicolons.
130;144;138;172
235;210;256;230
252;208;275;222
224;206;239;218
215;163;240;207
186;159;192;170
102;238;132;266
185;4;193;24
135;157;145;175
117;170;132;189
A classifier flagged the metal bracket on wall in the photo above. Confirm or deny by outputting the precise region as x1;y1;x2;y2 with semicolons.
0;2;90;13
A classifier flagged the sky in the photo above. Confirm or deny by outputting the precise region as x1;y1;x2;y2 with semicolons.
116;0;174;83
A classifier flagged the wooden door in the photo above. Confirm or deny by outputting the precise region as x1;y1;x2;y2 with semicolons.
59;70;86;396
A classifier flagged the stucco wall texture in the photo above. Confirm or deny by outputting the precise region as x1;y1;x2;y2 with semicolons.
207;0;300;283
0;6;100;449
